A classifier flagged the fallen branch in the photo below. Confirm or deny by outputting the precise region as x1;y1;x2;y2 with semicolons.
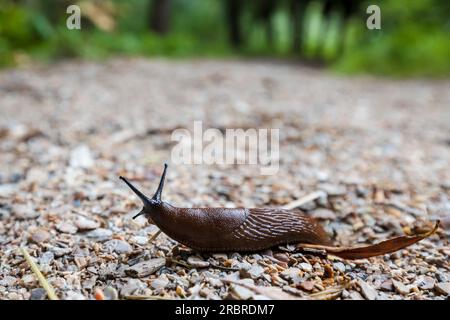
282;191;326;210
21;247;58;300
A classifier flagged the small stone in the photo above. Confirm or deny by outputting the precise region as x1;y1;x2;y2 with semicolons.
0;208;10;220
70;145;94;168
39;251;54;265
273;253;289;263
86;228;112;241
248;265;265;278
416;276;435;290
120;279;146;296
392;279;411;295
151;276;169;290
434;282;450;295
130;236;148;245
21;274;37;287
299;263;312;272
380;279;393;292
65;291;86;300
103;239;132;254
187;256;210;268
56;222;78;234
349;291;364;300
357;280;378;300
230;284;254;300
319;183;346;196
125;258;166;277
103;286;119;300
31;228;50;243
74;216;99;230
212;253;227;260
30;288;47;300
333;262;346;273
0;276;17;286
208;278;223;288
311;208;336;220
0;184;17;198
299;280;315;291
13;204;39;220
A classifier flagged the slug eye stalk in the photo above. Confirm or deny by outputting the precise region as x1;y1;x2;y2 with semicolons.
119;163;168;219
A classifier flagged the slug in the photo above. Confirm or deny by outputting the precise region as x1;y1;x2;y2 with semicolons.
120;164;439;259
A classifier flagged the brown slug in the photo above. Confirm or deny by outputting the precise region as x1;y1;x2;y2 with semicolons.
120;164;439;259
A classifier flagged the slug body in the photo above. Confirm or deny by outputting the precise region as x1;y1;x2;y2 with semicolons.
120;164;331;252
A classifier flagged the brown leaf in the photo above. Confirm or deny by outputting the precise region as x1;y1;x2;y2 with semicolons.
297;221;439;260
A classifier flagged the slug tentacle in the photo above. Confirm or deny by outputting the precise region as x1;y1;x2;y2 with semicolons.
152;162;168;201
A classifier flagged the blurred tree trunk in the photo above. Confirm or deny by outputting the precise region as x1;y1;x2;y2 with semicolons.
225;0;242;48
149;0;171;34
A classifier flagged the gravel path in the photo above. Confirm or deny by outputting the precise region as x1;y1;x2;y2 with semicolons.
0;58;449;300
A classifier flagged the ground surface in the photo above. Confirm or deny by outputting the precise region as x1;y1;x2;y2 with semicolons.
0;58;449;300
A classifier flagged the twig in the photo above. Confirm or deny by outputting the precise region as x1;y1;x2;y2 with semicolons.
21;247;58;300
149;229;162;241
282;191;326;210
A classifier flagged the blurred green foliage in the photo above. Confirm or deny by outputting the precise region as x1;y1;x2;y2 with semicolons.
0;0;448;77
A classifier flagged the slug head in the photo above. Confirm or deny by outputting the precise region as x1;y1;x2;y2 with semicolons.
120;163;168;219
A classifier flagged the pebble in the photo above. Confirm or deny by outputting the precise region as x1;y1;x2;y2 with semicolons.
103;239;132;254
21;274;37;287
0;276;17;286
299;280;315;291
311;208;337;220
103;286;119;300
70;145;94;168
299;263;312;272
349;291;364;300
333;262;346;273
151;275;169;290
416;276;435;290
187;256;210;268
31;228;50;243
86;228;112;241
120;279;146;296
39;251;55;265
56;222;78;234
65;291;86;300
434;282;450;296
13;204;39;219
230;284;254;300
358;280;378;300
125;258;166;277
212;253;228;260
130;235;148;245
0;208;10;220
30;288;47;300
74;216;100;230
392;280;411;295
380;279;393;292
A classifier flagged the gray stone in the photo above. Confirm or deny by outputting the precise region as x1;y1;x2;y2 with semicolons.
187;256;210;268
358;280;378;300
104;239;132;254
86;228;112;241
30;288;47;300
75;216;100;230
125;258;166;277
434;282;450;295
